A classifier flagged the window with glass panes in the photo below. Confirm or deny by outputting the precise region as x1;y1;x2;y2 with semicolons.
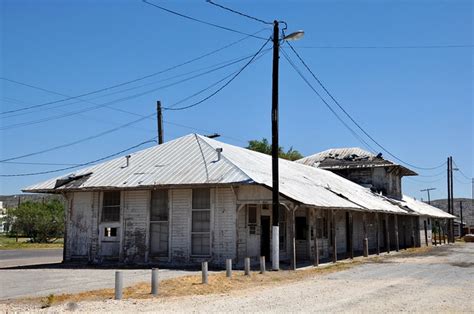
191;188;211;255
101;191;121;222
150;190;169;256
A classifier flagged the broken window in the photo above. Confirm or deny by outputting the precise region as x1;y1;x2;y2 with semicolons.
191;210;210;255
102;191;120;222
150;190;169;256
192;188;210;209
104;227;117;237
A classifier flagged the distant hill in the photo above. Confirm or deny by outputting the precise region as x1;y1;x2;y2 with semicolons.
0;194;63;208
431;198;474;228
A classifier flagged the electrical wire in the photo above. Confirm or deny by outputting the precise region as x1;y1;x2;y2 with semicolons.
0;137;158;177
206;0;272;25
1;52;266;130
290;44;474;49
142;0;268;39
2;161;82;166
280;47;378;154
164;36;271;111
286;41;447;171
452;159;472;180
0;29;267;115
0;113;154;163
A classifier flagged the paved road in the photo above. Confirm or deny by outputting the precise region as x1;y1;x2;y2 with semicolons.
0;248;63;268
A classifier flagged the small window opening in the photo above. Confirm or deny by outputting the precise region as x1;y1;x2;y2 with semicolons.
104;227;117;237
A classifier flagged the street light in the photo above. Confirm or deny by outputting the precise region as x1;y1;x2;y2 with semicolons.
271;21;303;271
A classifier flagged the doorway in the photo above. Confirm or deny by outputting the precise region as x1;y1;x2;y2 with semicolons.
260;216;270;260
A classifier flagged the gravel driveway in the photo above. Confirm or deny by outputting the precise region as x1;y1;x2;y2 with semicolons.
2;243;473;312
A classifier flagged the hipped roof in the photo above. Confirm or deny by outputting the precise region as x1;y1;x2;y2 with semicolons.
23;134;453;218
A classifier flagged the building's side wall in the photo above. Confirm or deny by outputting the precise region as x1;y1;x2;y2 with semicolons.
212;187;237;265
170;188;192;263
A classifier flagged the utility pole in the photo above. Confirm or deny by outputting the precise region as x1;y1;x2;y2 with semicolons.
420;188;436;204
271;20;280;271
449;156;454;242
460;201;464;238
447;157;452;243
157;101;164;144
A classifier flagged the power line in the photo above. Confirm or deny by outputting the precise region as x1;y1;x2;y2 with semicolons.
453;175;471;185
142;0;268;39
206;0;272;25
0;113;154;163
164;37;271;111
2;161;82;166
0;29;266;116
290;44;474;49
286;41;447;171
0;138;157;177
279;47;378;154
452;159;472;180
1;52;265;130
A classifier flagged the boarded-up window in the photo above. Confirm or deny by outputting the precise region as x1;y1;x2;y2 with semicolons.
279;205;286;251
150;190;169;256
192;188;210;209
102;191;120;222
191;210;210;255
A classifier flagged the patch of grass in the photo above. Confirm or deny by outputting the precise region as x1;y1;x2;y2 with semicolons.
0;235;63;250
41;294;55;309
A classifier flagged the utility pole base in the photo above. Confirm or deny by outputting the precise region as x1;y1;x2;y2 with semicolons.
272;225;279;270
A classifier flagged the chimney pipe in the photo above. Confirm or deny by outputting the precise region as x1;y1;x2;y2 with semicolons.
216;148;223;162
122;155;131;168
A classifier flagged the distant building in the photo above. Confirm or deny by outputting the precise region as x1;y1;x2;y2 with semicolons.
431;198;474;235
0;201;9;233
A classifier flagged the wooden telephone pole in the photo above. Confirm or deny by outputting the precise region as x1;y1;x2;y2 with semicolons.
157;101;164;144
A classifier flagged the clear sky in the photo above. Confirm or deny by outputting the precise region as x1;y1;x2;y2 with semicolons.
1;0;472;201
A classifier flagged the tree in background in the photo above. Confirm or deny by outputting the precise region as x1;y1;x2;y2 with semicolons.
247;138;304;161
7;199;64;243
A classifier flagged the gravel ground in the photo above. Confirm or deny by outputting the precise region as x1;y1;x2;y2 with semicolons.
2;243;473;313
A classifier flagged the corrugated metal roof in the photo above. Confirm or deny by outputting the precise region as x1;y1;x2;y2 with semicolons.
296;147;417;176
25;134;453;219
24;134;410;214
398;195;455;219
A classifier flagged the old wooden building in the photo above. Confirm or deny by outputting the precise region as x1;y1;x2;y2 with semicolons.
24;134;454;267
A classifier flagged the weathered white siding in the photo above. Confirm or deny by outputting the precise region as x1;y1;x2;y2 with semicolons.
122;190;150;264
170;189;192;263
213;187;237;264
66;192;96;260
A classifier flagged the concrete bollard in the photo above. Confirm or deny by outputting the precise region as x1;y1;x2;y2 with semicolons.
226;258;232;278
115;271;123;300
244;257;251;276
260;256;266;274
363;238;369;257
202;261;208;284
151;268;159;296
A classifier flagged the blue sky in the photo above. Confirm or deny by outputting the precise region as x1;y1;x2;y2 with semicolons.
1;0;472;201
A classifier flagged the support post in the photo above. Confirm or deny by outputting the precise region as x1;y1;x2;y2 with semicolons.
376;213;380;255
157;101;163;144
363;213;368;257
348;211;354;259
449;157;454;243
434;220;438;246
115;271;123;300
460;201;464;238
385;214;390;253
394;215;400;252
332;209;337;263
151;268;159;296
411;218;416;249
291;209;296;270
202;261;208;284
438;221;443;245
260;256;266;274
314;212;319;266
271;19;280;272
226;259;232;278
244;257;251;276
424;220;429;246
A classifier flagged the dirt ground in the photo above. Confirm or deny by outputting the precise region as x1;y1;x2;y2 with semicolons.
2;243;473;313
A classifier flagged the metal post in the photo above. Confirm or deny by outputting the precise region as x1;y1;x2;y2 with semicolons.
115;271;123;300
260;256;266;274
157;101;163;144
271;19;280;271
226;259;232;278
151;268;159;296
291;209;296;270
202;261;208;284
244;257;251;276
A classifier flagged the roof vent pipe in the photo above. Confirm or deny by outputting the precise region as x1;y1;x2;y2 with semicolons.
122;155;131;168
216;148;223;162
